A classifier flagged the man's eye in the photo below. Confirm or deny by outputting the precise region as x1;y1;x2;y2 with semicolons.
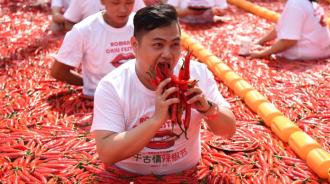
110;1;120;5
124;0;134;4
153;43;162;48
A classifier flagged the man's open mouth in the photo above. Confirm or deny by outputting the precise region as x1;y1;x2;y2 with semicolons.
155;62;172;78
146;130;178;149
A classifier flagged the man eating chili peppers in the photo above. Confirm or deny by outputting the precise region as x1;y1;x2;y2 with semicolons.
91;4;236;175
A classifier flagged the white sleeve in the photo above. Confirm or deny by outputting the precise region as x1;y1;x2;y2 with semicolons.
133;0;145;12
91;79;125;133
54;27;84;67
167;0;180;7
198;63;230;108
51;0;62;8
215;0;228;9
64;0;83;23
276;4;306;40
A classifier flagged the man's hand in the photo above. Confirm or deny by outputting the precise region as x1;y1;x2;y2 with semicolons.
183;85;209;112
50;60;83;86
153;78;179;123
249;50;269;59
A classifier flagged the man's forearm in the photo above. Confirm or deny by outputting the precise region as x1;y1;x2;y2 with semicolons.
64;20;75;31
51;68;83;86
96;117;164;165
258;28;277;45
52;8;65;23
203;102;236;138
261;39;297;57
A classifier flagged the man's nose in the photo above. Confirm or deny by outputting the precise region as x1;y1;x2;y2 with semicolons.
161;47;172;58
118;5;128;14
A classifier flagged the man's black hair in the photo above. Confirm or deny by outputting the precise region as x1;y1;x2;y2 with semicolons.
133;4;179;40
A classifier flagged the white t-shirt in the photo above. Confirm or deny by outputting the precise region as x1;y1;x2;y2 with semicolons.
91;59;230;175
51;0;70;11
167;0;228;24
54;11;135;96
64;0;145;23
276;0;330;60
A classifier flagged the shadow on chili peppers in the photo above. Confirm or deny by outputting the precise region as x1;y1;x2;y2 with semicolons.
46;88;94;130
266;57;329;73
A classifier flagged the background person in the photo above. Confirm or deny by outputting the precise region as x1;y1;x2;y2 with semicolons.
167;0;229;24
249;0;330;60
63;0;145;31
51;0;138;97
50;0;71;33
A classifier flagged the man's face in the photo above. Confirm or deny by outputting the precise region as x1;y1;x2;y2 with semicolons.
132;22;181;89
101;0;135;28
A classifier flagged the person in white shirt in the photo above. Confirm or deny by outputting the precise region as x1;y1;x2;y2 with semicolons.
50;0;71;33
143;0;167;6
249;0;330;60
167;0;228;24
91;4;236;175
63;0;145;31
51;0;138;97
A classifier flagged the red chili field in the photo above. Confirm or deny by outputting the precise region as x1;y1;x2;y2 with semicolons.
0;0;329;183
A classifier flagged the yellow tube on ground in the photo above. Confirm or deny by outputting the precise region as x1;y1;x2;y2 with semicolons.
256;102;282;127
288;131;321;160
306;148;330;179
228;0;330;27
223;71;242;89
212;61;232;78
244;90;268;112
227;0;279;22
233;79;254;98
270;116;300;142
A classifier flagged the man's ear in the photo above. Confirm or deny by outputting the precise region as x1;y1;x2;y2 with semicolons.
131;36;138;53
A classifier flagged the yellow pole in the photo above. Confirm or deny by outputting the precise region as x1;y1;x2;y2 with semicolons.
227;0;330;27
180;31;330;179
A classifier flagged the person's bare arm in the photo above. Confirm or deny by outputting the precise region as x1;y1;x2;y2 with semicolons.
50;60;83;86
93;78;179;165
174;7;205;17
250;39;297;59
200;102;236;138
256;28;277;45
51;7;65;24
185;88;236;139
64;20;75;31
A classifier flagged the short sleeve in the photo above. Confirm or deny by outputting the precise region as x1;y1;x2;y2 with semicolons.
276;3;306;40
51;0;62;8
54;27;84;67
133;0;145;12
215;0;228;9
194;62;230;108
167;0;180;7
64;0;83;23
91;79;125;133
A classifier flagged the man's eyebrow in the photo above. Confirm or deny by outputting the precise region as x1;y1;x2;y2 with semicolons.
152;37;181;42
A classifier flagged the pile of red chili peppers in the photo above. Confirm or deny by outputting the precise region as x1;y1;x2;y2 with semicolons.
0;0;329;183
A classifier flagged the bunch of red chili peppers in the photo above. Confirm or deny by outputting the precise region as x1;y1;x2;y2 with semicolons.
148;51;198;138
